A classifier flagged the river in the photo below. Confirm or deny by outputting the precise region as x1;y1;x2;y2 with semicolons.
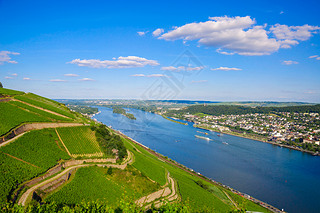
93;106;320;213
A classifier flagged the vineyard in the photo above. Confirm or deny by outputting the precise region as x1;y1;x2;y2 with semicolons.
15;93;75;119
0;152;43;204
9;101;73;122
0;102;51;136
0;88;24;96
45;166;133;206
0;129;70;170
56;126;103;155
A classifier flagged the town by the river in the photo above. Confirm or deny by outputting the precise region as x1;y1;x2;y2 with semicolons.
93;106;320;213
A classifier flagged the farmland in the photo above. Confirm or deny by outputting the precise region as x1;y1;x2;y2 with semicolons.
0;152;43;204
0;129;70;170
56;126;103;156
0;102;51;136
46;166;135;206
0;88;24;96
15;93;75;119
9;101;73;122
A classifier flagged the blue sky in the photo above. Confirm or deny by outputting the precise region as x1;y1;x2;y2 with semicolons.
0;0;319;102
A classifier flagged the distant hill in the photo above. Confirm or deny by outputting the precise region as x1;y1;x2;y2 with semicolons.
170;104;320;116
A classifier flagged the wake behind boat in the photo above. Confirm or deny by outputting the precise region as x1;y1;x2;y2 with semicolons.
195;135;212;141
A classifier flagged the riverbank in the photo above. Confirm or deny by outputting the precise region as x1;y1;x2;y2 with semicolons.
113;128;284;213
161;115;188;125
194;124;320;156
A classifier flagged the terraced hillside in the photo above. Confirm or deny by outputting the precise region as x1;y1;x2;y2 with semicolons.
56;126;104;157
0;87;274;212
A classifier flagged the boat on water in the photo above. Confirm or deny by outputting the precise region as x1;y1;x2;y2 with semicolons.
217;133;224;137
195;135;212;141
197;131;209;135
222;142;229;145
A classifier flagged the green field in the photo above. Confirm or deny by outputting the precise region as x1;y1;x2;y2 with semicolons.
15;93;75;119
46;166;146;206
0;152;43;204
56;126;103;155
0;88;24;96
0;102;51;136
9;101;73;122
0;129;70;170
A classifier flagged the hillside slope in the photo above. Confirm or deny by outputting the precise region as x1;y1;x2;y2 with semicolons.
0;87;274;212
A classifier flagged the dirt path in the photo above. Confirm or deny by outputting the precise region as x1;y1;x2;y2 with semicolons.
135;172;178;208
223;190;238;209
55;128;72;156
0;123;84;147
1;151;40;168
13;99;70;119
18;151;133;206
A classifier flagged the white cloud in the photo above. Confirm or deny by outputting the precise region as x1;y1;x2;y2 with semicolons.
23;77;31;80
131;74;145;77
309;55;320;60
280;11;284;14
191;80;208;83
78;78;94;81
282;60;299;65
158;16;320;56
160;66;204;71
64;73;79;77
211;66;242;71
131;74;169;78
50;79;67;82
216;48;235;55
137;31;147;36
0;51;20;65
11;73;18;76
152;28;164;37
5;76;13;79
186;66;204;71
161;66;179;71
270;24;320;48
68;56;159;69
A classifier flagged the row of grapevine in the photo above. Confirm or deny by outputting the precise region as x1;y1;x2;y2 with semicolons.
45;167;131;205
9;101;73;122
0;102;51;136
15;93;75;119
0;129;70;170
0;88;24;96
0;152;43;204
57;126;103;155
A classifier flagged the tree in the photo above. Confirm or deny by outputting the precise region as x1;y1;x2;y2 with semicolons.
107;167;113;175
0;82;3;88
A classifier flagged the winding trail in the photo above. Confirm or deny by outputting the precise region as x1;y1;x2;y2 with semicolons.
18;150;133;206
135;172;179;208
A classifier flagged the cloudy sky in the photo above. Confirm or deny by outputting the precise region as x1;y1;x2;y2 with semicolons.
1;0;320;102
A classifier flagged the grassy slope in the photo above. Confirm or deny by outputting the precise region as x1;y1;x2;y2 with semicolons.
0;129;70;170
10;101;73;122
15;93;75;119
0;102;51;136
45;166;159;206
0;152;43;204
56;126;103;155
0;88;24;96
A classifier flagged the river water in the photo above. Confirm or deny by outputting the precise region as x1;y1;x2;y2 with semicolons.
93;106;320;213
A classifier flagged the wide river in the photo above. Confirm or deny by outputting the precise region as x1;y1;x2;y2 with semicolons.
93;107;320;213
